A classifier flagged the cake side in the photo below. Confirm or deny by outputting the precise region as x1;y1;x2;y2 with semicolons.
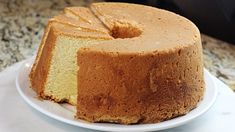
77;40;204;124
76;2;204;124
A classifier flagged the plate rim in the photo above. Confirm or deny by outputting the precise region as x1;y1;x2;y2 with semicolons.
16;57;218;132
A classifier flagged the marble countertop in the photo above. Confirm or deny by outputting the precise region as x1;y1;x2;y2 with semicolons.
0;0;235;90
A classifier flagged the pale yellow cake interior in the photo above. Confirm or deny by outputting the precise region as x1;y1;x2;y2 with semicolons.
44;36;102;105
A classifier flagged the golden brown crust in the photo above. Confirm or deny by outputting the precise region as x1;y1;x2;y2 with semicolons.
29;26;57;97
77;43;204;124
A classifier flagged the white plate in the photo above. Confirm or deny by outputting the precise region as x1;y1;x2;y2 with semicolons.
16;58;217;132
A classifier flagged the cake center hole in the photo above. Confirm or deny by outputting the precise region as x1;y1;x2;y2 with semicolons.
110;20;143;39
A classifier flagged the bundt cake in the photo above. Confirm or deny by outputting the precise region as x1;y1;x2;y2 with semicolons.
29;2;205;124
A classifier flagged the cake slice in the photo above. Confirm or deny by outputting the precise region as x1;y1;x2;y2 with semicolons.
29;8;112;105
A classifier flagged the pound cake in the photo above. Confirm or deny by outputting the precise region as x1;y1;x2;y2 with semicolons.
29;2;205;124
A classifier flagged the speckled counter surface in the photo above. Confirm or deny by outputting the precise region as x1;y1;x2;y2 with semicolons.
1;0;235;90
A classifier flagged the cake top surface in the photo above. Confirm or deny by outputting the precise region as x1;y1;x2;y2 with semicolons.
63;7;109;34
50;22;112;40
85;2;200;54
50;2;200;54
